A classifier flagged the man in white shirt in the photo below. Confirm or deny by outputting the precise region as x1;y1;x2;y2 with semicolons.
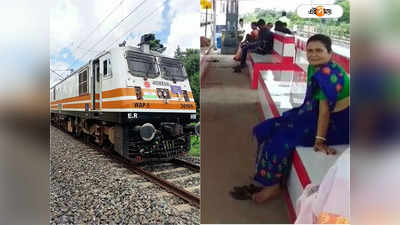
238;18;245;41
278;11;291;27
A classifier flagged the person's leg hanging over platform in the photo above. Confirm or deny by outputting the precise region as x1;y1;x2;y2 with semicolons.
233;42;258;73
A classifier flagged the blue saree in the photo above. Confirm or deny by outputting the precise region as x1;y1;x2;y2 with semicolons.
253;61;349;186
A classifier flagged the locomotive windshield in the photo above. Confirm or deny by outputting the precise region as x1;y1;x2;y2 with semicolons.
159;57;187;82
126;51;158;78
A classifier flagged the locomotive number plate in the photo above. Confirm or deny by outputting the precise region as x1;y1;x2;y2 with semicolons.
134;102;150;108
180;103;194;109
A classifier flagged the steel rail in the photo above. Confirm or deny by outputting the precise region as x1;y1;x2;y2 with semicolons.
52;125;200;208
127;165;200;208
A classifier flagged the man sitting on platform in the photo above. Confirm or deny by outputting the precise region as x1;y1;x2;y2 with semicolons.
233;19;274;73
274;20;292;34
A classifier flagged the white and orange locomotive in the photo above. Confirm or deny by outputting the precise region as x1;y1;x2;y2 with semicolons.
51;36;198;163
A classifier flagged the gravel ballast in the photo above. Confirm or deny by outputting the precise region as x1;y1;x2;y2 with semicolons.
50;126;200;224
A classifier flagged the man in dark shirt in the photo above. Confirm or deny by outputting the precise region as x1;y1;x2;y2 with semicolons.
275;21;292;34
233;19;273;73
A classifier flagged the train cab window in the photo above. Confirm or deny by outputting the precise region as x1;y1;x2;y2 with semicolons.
96;64;100;82
79;69;88;95
159;57;187;82
103;59;112;78
103;60;107;75
126;50;158;79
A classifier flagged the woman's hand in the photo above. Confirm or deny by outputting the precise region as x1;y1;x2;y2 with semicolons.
314;99;336;155
313;139;336;155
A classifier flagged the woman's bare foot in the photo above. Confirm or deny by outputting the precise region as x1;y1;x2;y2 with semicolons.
252;184;281;203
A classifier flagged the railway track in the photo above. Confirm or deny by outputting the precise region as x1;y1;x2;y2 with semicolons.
52;125;200;210
122;159;200;209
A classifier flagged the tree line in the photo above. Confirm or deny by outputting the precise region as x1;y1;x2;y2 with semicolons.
242;0;350;37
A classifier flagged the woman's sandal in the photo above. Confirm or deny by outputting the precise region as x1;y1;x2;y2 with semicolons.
233;184;262;194
247;184;263;194
230;185;251;200
230;190;252;200
230;184;263;200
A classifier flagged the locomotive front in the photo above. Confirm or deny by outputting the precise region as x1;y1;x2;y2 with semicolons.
113;47;197;163
50;43;198;164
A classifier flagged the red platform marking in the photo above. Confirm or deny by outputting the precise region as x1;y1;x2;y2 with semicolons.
332;53;350;74
258;76;280;117
273;33;295;43
200;56;209;88
293;150;312;188
200;47;212;88
248;52;303;89
272;50;294;64
283;188;297;224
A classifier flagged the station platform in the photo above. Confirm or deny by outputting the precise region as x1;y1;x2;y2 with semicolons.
200;39;349;223
200;52;290;224
257;69;349;222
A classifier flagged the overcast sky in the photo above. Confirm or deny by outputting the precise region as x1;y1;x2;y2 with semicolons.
50;0;199;86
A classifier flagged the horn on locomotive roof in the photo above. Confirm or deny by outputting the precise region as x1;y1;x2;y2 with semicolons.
118;40;126;47
138;33;166;54
138;34;154;54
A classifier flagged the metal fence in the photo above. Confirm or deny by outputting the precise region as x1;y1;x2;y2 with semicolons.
295;27;350;48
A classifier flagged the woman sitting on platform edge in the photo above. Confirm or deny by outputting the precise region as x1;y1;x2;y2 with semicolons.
230;34;350;203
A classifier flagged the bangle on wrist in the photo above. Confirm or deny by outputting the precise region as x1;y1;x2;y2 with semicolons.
315;136;326;142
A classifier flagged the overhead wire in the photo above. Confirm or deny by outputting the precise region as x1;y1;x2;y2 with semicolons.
50;68;67;80
51;0;168;88
104;1;166;51
69;0;149;69
63;0;126;55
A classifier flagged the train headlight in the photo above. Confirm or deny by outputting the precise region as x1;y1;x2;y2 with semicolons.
140;123;156;141
190;114;196;120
